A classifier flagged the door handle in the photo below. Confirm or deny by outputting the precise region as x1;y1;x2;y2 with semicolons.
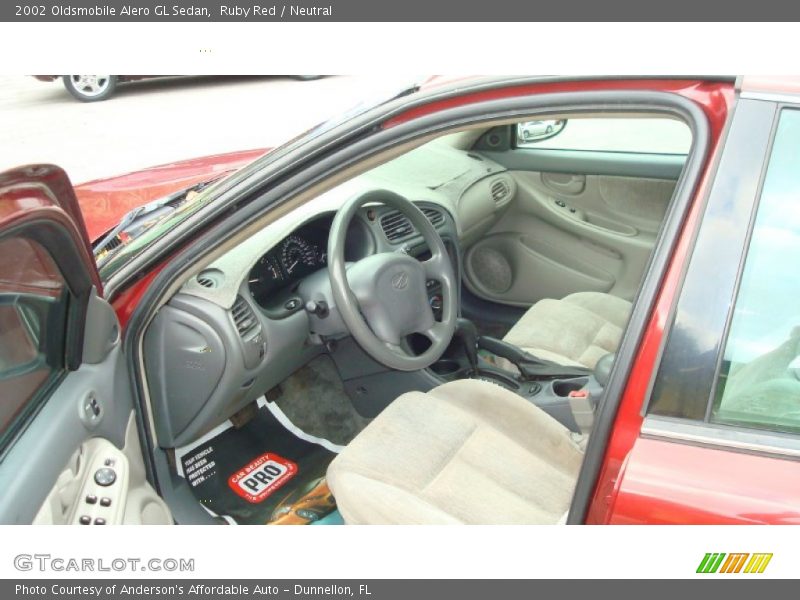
80;391;103;428
542;172;586;195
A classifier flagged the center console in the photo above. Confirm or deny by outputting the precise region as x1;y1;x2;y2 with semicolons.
428;319;611;434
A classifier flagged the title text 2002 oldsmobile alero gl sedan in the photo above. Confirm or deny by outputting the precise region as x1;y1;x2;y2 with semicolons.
2;76;799;525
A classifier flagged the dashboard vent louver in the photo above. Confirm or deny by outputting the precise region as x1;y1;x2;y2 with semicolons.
231;296;258;338
421;207;445;227
197;276;215;288
491;179;511;204
379;207;445;242
380;210;414;241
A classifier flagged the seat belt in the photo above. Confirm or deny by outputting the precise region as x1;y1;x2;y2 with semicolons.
567;389;595;435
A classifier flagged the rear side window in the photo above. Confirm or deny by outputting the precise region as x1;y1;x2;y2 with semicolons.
0;235;68;447
516;117;692;155
711;109;800;434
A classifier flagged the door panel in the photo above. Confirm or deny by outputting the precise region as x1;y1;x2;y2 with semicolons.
481;148;686;180
0;164;171;524
0;322;171;524
464;169;675;306
609;436;800;524
34;411;171;525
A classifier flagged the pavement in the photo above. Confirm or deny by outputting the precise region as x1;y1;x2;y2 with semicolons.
0;75;411;185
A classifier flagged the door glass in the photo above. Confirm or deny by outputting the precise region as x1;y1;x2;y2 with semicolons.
0;236;67;445
517;117;691;154
713;109;800;433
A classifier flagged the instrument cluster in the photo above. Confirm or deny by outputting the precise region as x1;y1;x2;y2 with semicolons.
248;228;328;306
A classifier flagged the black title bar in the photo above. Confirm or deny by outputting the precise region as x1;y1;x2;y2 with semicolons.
5;0;800;21
3;579;799;600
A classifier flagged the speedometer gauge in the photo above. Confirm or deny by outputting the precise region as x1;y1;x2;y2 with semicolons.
280;236;318;275
248;255;284;304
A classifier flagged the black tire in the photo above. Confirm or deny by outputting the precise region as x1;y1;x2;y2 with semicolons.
62;75;118;102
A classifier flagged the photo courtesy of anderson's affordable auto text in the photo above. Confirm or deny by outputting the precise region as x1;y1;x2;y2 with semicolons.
1;0;800;594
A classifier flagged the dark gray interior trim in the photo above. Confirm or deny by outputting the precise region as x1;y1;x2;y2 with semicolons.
122;89;712;511
480;148;686;180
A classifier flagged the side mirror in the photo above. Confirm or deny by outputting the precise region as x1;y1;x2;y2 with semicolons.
516;119;567;145
0;294;51;379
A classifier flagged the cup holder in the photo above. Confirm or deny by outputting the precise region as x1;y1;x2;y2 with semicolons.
431;359;461;376
552;378;589;397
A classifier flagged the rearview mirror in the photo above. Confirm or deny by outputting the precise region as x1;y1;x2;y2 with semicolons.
516;119;567;145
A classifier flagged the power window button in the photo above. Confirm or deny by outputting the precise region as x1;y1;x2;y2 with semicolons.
100;497;112;507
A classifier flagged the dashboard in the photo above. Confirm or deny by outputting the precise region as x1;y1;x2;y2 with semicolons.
145;141;515;449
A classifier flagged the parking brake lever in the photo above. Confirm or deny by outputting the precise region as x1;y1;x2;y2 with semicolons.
452;318;479;376
478;335;591;380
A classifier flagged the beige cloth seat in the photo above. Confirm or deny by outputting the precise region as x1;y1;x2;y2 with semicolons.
327;379;584;524
503;292;632;369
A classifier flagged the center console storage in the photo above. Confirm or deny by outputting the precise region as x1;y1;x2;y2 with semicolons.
520;376;601;433
426;322;608;434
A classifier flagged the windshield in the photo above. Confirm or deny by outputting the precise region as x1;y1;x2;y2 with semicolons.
97;79;421;281
93;177;220;268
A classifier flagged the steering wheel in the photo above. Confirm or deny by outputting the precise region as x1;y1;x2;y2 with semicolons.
327;190;458;371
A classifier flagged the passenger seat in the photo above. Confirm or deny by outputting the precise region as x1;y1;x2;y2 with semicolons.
502;292;632;369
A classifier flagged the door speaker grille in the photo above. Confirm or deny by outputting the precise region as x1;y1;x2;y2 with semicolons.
470;247;512;294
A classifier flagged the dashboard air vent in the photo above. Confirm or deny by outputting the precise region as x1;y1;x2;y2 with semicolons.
231;295;259;338
491;179;511;204
421;207;445;227
195;269;224;290
380;210;414;241
380;206;445;242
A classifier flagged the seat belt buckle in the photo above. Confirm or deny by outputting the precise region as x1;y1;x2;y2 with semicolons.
567;390;594;434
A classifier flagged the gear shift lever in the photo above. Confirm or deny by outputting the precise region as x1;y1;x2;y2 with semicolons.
452;318;479;376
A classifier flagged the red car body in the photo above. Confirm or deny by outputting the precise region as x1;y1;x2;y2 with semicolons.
74;148;266;241
3;76;799;525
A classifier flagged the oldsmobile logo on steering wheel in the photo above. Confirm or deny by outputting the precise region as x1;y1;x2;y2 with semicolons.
391;271;409;290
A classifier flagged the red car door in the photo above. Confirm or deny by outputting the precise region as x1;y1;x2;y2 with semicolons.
0;164;170;524
588;93;800;524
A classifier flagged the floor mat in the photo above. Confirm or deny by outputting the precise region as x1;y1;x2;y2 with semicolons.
177;402;336;525
274;355;370;446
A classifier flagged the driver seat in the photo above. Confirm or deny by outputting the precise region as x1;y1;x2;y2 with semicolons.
327;379;584;524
